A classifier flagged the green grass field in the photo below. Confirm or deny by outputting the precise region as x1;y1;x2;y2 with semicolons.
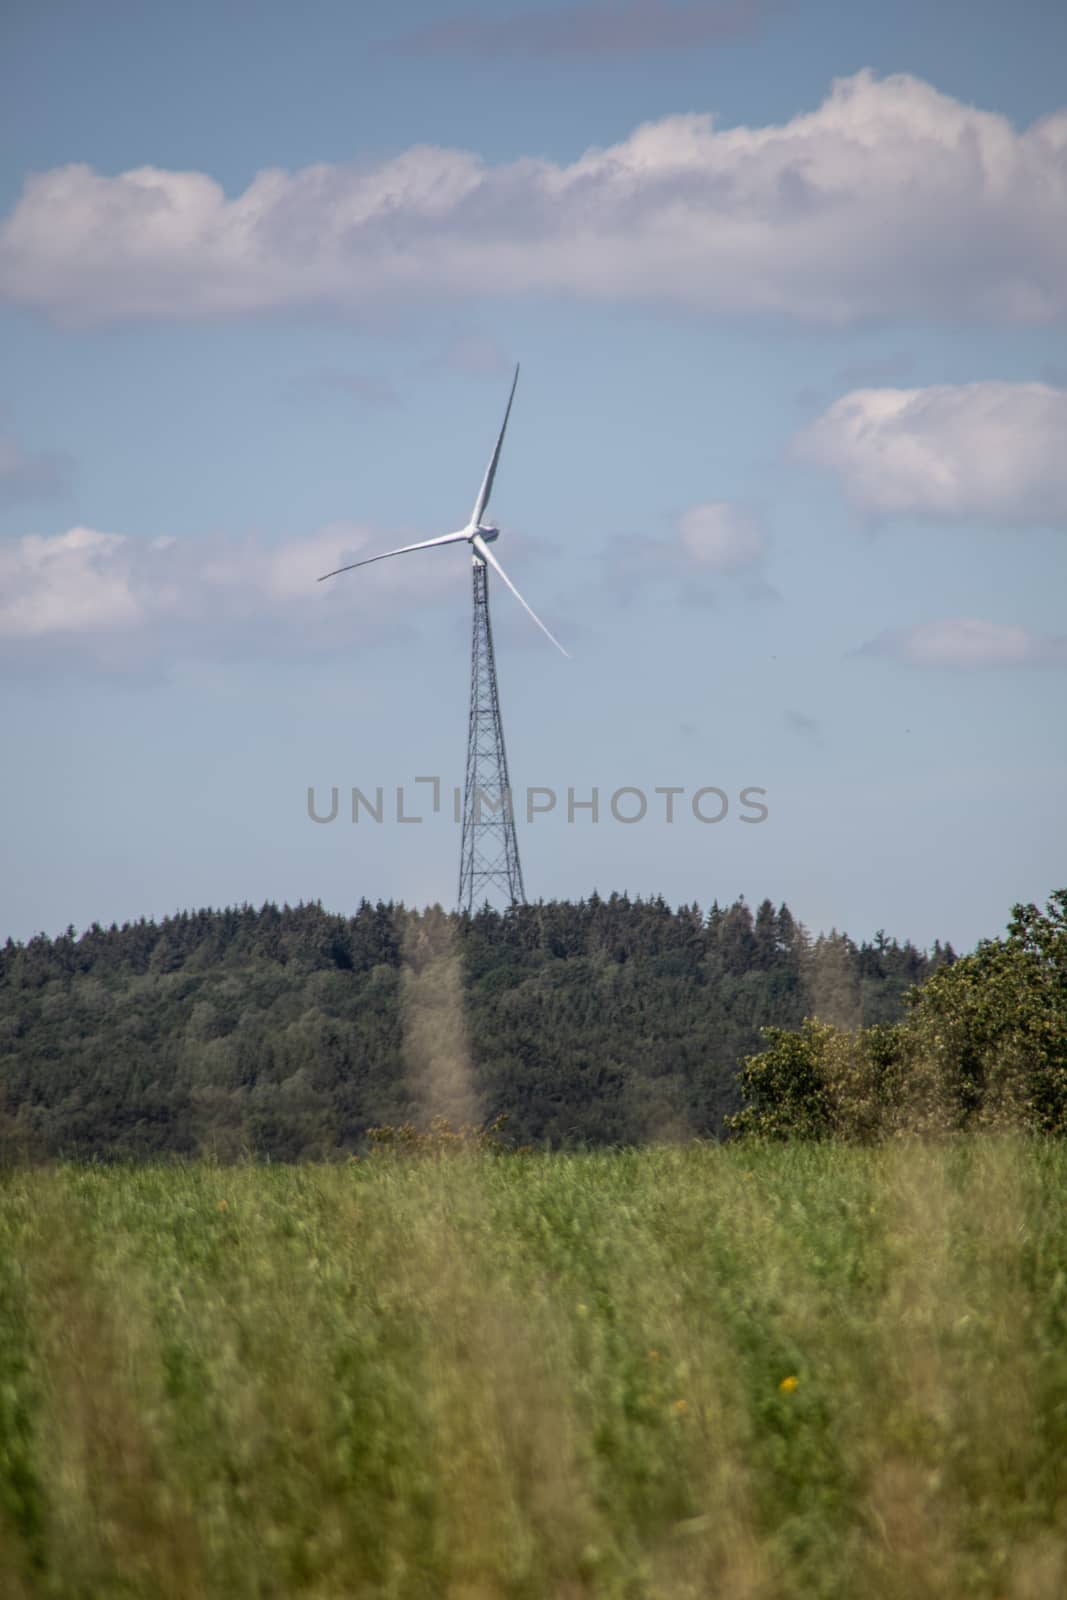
2;1140;1066;1598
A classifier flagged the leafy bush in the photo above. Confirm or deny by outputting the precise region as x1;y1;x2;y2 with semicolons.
731;891;1067;1139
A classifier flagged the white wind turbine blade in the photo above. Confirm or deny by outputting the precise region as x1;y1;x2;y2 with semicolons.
470;363;519;528
318;529;468;581
471;533;569;658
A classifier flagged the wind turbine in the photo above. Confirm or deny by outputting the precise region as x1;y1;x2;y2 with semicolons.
318;364;566;911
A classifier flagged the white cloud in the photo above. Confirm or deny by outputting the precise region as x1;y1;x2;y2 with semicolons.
0;522;468;669
679;502;765;572
603;498;768;604
859;618;1067;668
2;72;1065;326
0;528;139;636
792;380;1067;526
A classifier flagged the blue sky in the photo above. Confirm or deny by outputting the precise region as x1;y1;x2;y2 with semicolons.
2;0;1065;951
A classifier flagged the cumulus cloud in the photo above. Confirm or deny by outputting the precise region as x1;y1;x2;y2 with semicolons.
859;618;1067;669
679;502;766;571
793;381;1067;526
3;72;1065;326
0;522;469;671
0;436;73;505
390;0;765;60
603;499;767;603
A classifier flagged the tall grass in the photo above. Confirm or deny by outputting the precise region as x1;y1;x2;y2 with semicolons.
2;1141;1066;1598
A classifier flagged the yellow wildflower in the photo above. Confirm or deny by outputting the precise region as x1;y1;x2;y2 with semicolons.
778;1374;799;1394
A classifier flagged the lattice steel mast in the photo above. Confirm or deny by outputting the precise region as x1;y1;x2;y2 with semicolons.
317;363;567;912
458;556;525;912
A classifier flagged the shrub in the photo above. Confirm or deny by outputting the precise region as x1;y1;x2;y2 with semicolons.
730;891;1067;1140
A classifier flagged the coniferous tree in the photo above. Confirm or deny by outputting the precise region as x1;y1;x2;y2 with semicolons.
0;894;950;1159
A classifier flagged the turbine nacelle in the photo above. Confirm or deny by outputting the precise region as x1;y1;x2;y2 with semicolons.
317;363;568;657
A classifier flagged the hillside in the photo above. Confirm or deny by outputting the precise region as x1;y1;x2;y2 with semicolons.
0;896;953;1159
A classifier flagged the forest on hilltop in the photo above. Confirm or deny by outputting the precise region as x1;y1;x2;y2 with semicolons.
0;895;953;1159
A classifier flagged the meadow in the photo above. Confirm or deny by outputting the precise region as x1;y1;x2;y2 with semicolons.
2;1140;1066;1599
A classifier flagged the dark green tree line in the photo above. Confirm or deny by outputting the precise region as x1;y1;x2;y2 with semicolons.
0;894;952;1159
